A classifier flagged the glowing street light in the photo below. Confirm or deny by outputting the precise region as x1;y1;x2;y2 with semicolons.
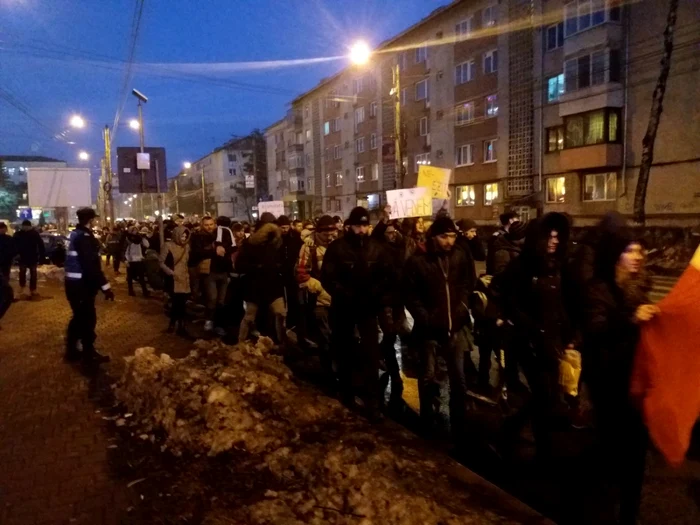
70;115;85;128
78;151;89;161
183;161;192;169
349;41;371;65
129;119;140;130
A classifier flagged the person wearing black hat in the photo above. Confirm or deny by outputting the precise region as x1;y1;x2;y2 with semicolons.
13;219;45;298
63;208;114;363
491;212;578;460
486;211;520;276
320;206;393;418
403;216;473;441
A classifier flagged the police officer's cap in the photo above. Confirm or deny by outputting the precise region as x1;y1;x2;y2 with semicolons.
77;207;98;222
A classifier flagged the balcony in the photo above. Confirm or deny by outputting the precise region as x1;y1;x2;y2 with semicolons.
286;109;302;129
560;143;622;171
287;142;304;153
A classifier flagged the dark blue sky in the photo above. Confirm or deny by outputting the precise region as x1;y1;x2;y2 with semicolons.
1;0;446;184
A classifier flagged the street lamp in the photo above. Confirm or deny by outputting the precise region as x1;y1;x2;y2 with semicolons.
70;115;85;129
78;151;89;161
129;119;140;130
349;41;371;65
183;161;192;169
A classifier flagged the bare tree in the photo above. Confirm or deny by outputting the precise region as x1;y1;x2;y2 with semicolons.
633;0;679;224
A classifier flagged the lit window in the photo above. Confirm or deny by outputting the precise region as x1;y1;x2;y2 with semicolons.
546;22;565;51
456;144;474;166
486;94;498;117
483;49;498;74
335;171;343;186
324;121;330;136
484;183;499;205
325;173;331;187
334;145;341;159
415;45;427;63
456;185;476;206
455;17;473;38
546;126;565;152
370;133;378;150
564;108;620;148
415;79;428;101
372;163;379;180
547;74;565;102
305;129;311;141
456;102;475;126
484;139;498;162
584;172;617;201
455;60;475;85
419;117;429;136
355;137;365;153
546;177;566;203
483;4;497;27
356;166;365;183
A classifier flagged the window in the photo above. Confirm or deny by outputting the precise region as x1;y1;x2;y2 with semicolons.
304;105;310;118
564;108;620;148
370;133;378;150
456;185;476;206
546;22;565;51
456;102;475;126
546;126;565;152
334;117;341;132
564;0;614;37
455;17;473;38
323;148;329;161
353;77;363;94
486;94;498;117
228;153;237;162
333;200;341;212
483;4;497;27
355;137;365;153
324;121;330;136
415;79;428;101
354;106;365;127
415;153;430;172
372;163;379;180
484;139;498;162
456;144;474;166
546;177;566;203
306;129;311;141
369;101;377;117
296;132;303;144
335;171;343;186
484;183;499;205
547;74;565;102
584;172;617;201
229;168;235;176
333;145;341;160
398;52;407;71
415;45;427;63
484;49;498;74
455;60;475;84
401;88;407;106
356;166;365;183
326;173;331;187
592;50;606;85
419;117;429;136
565;51;618;92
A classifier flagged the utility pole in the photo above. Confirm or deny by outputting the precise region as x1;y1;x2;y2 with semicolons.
201;167;207;216
392;63;404;189
174;178;180;214
103;125;115;224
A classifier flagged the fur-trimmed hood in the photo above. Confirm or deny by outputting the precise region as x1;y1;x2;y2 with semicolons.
248;222;282;247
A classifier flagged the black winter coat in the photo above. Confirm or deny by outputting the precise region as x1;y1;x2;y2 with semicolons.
235;223;285;304
211;226;234;274
455;236;478;292
320;231;393;312
188;230;215;268
0;233;17;270
403;241;471;341
13;229;44;265
489;234;521;277
280;231;303;283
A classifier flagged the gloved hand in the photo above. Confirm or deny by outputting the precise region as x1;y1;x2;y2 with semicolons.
103;288;115;301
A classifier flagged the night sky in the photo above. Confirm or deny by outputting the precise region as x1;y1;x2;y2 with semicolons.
1;0;447;186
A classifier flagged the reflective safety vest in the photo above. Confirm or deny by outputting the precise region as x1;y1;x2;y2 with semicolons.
64;229;87;281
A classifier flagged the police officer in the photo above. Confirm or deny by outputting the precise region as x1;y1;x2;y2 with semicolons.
64;208;114;363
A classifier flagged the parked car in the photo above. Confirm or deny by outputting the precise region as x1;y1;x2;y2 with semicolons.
40;232;67;267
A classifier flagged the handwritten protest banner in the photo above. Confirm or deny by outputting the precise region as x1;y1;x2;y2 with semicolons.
258;200;285;217
386;187;432;219
417;165;451;199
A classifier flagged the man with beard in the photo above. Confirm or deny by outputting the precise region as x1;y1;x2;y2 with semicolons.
404;217;472;442
188;216;216;318
321;207;393;419
493;212;578;461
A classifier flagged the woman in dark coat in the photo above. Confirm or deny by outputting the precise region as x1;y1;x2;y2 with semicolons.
584;226;659;524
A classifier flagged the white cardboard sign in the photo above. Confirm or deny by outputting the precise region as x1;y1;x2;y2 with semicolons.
257;200;285;218
385;187;432;219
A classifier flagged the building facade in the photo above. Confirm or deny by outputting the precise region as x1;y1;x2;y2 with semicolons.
265;0;700;226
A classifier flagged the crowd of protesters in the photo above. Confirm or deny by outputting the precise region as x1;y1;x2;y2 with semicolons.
0;204;681;524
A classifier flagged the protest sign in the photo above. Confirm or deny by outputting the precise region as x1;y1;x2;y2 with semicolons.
386;187;432;219
258;200;285;217
417;165;451;199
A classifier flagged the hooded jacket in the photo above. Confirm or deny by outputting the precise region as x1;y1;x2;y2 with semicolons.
160;226;191;294
403;233;471;341
320;230;393;312
235;222;285;304
491;212;577;355
297;231;332;307
13;228;44;265
489;232;522;277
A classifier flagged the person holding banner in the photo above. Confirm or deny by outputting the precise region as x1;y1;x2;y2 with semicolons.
321;206;393;420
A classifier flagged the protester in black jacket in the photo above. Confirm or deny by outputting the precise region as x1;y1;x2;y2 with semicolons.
485;212;520;276
205;216;234;334
187;216;216;307
455;218;482;294
321;206;393;418
0;222;16;280
584;225;656;524
277;215;303;332
13;220;45;297
404;216;472;440
492;212;578;459
236;212;287;345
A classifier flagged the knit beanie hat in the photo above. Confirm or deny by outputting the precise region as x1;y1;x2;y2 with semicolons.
276;215;291;227
316;215;336;231
456;218;477;232
507;220;528;241
347;206;370;226
428;216;457;236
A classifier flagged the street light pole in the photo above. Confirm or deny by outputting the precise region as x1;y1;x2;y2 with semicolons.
174;178;180;214
201;167;207;216
393;63;403;189
103;125;115;223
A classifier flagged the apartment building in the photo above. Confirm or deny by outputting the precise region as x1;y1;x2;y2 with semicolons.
266;0;700;226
